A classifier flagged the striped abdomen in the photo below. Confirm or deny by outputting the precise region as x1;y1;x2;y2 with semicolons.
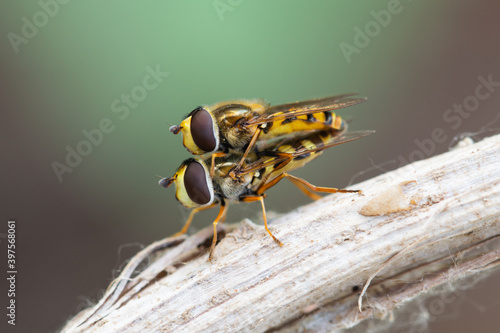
256;111;345;152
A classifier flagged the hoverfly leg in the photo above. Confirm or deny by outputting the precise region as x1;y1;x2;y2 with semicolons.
256;173;287;195
210;152;227;178
220;204;228;224
229;127;262;178
238;152;293;177
284;173;361;195
174;203;218;237
257;172;360;201
288;180;322;201
208;202;229;262
240;195;283;246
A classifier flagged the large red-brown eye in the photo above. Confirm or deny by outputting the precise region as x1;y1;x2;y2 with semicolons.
184;160;211;205
191;108;217;152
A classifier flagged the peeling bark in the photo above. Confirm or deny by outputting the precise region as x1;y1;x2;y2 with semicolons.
62;134;500;333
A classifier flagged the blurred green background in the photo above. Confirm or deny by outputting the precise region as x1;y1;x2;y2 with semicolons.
1;1;499;332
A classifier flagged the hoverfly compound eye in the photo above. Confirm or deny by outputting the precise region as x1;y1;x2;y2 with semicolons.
184;160;212;205
191;108;217;153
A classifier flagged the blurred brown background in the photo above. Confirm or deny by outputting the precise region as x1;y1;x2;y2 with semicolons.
1;1;499;332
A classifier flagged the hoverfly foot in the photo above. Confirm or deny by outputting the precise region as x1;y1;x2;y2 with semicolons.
273;237;284;247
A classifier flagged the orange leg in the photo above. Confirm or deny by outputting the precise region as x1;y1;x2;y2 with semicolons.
257;173;361;198
284;173;361;195
219;204;228;224
237;151;293;177
288;180;322;201
241;195;283;246
210;152;227;177
174;203;218;237
229;127;262;178
209;203;229;261
256;173;287;195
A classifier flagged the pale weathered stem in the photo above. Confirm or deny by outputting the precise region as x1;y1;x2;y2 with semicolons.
62;134;500;333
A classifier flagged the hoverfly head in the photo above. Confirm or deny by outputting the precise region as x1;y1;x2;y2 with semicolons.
161;158;214;208
177;107;219;155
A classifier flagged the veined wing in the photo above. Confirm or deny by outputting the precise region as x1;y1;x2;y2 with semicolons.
246;94;367;126
238;130;375;176
287;130;374;157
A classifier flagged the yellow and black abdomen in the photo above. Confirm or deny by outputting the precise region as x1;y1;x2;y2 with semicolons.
257;111;345;150
253;130;340;189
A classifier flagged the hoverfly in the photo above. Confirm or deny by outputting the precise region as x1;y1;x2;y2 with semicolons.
159;129;374;261
169;95;366;177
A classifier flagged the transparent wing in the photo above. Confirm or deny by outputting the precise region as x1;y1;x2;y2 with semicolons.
246;94;367;126
237;130;375;176
288;130;374;157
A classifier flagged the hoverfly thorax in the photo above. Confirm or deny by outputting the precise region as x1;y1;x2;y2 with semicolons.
159;158;215;208
170;107;220;155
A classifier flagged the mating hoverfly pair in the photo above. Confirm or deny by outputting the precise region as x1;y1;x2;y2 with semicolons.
159;95;373;261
